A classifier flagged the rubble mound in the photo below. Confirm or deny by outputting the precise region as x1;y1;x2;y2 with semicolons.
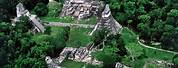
45;46;102;68
60;0;103;19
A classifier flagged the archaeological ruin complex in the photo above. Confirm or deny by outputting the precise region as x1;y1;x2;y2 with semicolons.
60;0;104;19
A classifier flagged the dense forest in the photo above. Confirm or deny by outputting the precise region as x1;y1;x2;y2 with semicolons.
0;0;62;67
0;0;178;68
107;0;178;51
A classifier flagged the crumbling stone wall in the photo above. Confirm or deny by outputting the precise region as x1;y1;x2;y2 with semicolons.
60;0;104;19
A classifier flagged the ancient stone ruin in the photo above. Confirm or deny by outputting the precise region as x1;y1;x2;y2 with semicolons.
46;0;124;68
46;1;124;68
60;0;103;19
115;62;129;68
98;4;123;35
45;46;102;68
45;56;61;68
14;3;45;33
90;4;123;35
45;46;130;68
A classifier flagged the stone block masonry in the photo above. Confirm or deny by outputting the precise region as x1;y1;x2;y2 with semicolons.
60;0;102;19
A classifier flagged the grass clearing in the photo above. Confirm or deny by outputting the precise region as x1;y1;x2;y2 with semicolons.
60;59;85;68
77;16;97;24
121;27;175;68
41;16;76;23
32;27;65;43
66;28;92;47
41;16;97;24
121;27;137;44
50;27;65;36
60;59;101;68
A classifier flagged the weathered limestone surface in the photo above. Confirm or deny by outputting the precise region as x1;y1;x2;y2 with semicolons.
98;4;123;35
60;0;103;19
45;46;102;68
45;56;62;68
15;3;45;33
90;4;123;35
16;3;26;17
46;1;124;68
115;62;129;68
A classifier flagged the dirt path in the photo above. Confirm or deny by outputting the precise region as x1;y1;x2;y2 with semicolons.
46;22;95;28
137;36;178;55
123;27;178;54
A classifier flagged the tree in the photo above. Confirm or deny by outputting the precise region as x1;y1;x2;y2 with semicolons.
168;9;178;17
125;43;144;61
115;34;127;56
151;20;165;41
15;16;32;32
107;0;178;51
173;54;178;68
47;1;63;17
0;16;55;67
54;0;64;3
92;46;119;68
160;25;177;50
92;27;109;47
0;0;49;21
0;48;7;68
92;31;126;67
167;9;178;26
137;23;151;40
0;9;10;22
123;1;136;18
148;8;165;19
34;3;48;16
137;15;151;40
138;15;151;24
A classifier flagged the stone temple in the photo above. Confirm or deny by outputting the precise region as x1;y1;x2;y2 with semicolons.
98;4;123;35
90;4;123;35
60;0;103;19
14;3;45;33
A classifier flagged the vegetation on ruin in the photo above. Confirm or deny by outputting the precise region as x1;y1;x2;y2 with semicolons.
108;0;178;52
0;0;178;68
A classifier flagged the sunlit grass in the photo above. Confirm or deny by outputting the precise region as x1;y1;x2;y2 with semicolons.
66;28;92;47
60;59;85;68
60;59;101;68
121;27;175;68
41;16;76;23
41;16;97;24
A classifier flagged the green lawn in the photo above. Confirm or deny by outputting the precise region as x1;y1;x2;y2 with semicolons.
66;28;92;47
32;24;93;48
50;27;65;36
121;27;175;68
47;1;62;17
31;25;175;68
32;27;66;44
121;27;137;44
33;1;175;68
60;59;101;68
60;59;85;68
41;16;76;23
41;16;97;24
77;16;97;24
